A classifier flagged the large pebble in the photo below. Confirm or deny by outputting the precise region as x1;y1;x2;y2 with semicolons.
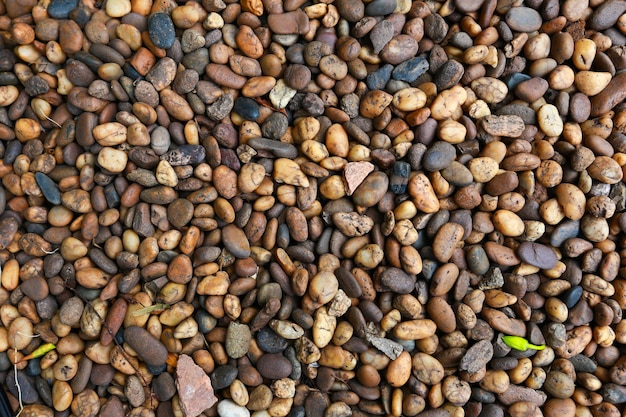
517;242;558;270
222;224;251;258
256;354;293;379
148;13;176;49
123;326;169;367
352;171;389;207
505;7;542;32
378;267;416;294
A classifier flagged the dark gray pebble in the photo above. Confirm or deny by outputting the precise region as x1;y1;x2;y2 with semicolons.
562;286;583;309
257;326;289;353
161;145;206;166
377;267;416;294
248;137;299;159
392;57;429;83
153;372;177;401
423;141;456;171
148;13;176;49
505;7;542;32
233;97;260;120
570;354;598;373
210;365;238;390
365;0;396;16
35;172;61;205
48;0;78;18
366;64;393;91
6;370;38;404
550;220;580;247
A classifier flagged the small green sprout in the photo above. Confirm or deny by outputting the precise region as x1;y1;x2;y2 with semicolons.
502;335;545;351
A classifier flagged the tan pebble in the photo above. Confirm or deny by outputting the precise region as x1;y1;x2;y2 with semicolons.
438;119;467;144
98;147;128;173
301;140;329;162
392;88;427;111
555;183;585;220
572;39;596;70
156;160;178;187
15;118;41;142
492;210;525;237
318;345;356;370
52;380;73;412
386;351;412;387
587;156;623;184
308;271;339;305
273;158;310;187
471;77;508;103
238;163;266;193
432;223;464;262
160;89;194;121
430;86;467;120
407;173;440;213
270;319;304;339
468;157;499;182
312;306;336;348
270;79;298;109
412;352;444;384
574;71;611;96
354;244;384;269
393;319;437;340
242;76;276;97
0;85;19;106
537;104;563;137
360;90;393;118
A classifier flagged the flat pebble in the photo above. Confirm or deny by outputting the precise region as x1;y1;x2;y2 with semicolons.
517;242;559;270
505;7;543;32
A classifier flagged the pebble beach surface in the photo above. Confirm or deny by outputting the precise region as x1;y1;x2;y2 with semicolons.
0;1;626;417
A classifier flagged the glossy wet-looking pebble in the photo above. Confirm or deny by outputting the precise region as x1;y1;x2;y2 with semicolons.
0;0;626;417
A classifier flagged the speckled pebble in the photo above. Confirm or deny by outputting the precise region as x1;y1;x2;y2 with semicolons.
148;13;176;49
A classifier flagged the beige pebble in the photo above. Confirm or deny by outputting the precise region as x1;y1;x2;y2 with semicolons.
492;210;525;237
537;104;563;137
574;71;612;96
156;160;178;187
98;147;128;173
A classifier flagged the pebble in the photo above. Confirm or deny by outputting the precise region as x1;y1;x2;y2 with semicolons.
517;242;559;270
378;267;416;294
148;13;176;49
221;224;251;258
48;0;78;18
366;64;393;91
588;0;626;30
505;7;543;32
352;171;389;207
370;21;395;54
123;326;169;368
35;172;61;205
177;355;218;417
6;371;38;404
392;57;430;83
225;321;251;359
257;327;289;353
211;365;239;390
256;353;293;379
218;400;250;417
233;97;260;120
423;141;456;171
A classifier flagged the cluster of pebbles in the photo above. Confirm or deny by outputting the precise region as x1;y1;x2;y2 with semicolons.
1;0;626;416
